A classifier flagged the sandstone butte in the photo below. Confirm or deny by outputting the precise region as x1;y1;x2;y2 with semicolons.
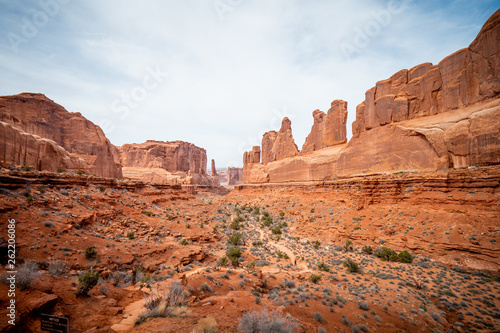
0;93;219;186
117;141;219;186
243;9;500;184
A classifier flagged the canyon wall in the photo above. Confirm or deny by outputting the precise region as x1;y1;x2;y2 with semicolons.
227;167;243;186
0;93;122;178
243;9;500;184
117;140;219;185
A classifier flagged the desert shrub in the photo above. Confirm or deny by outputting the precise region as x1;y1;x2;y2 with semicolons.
85;245;97;260
238;308;298;333
218;256;228;267
228;232;242;246
226;247;242;267
180;239;189;246
230;219;242;230
310;274;322;283
48;259;67;276
16;261;40;291
398;250;413;263
362;245;373;255
197;317;218;333
271;225;282;234
136;281;185;325
313;312;324;323
201;282;213;293
317;262;330;272
343;258;360;273
374;247;398;262
358;302;369;310
127;232;135;240
142;210;153;216
313;240;321;249
76;269;99;296
56;168;65;173
343;239;353;252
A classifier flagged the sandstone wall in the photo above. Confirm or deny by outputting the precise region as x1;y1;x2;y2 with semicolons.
242;9;500;184
0;121;85;172
0;93;122;178
117;140;219;185
302;100;348;153
227;167;243;186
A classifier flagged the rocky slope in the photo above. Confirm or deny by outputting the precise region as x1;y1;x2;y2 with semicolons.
243;9;500;184
117;140;219;186
0;93;122;178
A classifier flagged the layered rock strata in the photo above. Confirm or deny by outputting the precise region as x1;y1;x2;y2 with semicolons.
0;93;122;178
243;9;500;184
117;140;218;185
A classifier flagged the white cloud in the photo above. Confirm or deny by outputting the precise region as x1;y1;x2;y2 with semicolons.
0;0;497;167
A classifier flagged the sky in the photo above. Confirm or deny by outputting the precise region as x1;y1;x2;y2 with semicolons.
0;0;498;168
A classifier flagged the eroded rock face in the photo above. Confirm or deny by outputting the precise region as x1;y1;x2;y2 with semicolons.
117;140;219;185
227;167;243;186
0;121;86;172
261;117;299;164
352;9;500;136
0;93;122;178
242;9;500;184
302;100;348;153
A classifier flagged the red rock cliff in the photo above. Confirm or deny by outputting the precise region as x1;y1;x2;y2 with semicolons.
242;9;500;184
0;93;122;178
117;140;219;185
302;99;348;153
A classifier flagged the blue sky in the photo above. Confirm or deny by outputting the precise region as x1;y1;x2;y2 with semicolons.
0;0;498;168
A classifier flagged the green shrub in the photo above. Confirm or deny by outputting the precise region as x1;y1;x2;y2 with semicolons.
317;262;330;272
228;232;242;246
252;207;260;215
56;168;65;173
343;258;360;273
313;240;321;250
127;232;135;240
180;239;189;246
23;165;32;171
85;246;97;260
77;170;84;175
218;256;228;267
226;247;242;267
374;247;398;262
271;225;282;234
76;269;99;296
362;245;373;255
310;274;322;283
142;210;153;217
398;250;413;263
230;219;241;230
343;239;353;252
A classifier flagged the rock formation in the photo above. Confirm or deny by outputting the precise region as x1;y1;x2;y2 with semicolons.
243;9;500;184
0;93;122;178
261;117;299;164
0;121;86;172
227;167;243;186
117;140;219;185
302;100;348;153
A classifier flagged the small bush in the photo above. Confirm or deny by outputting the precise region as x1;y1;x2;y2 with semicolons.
343;239;353;252
310;274;322;283
127;232;135;240
17;261;40;291
313;312;324;323
56;168;65;173
201;282;213;293
76;269;99;296
180;239;189;246
358;302;369;310
398;250;413;263
238;308;298;333
313;240;321;249
228;232;242;246
343;258;359;273
230;219;241;230
374;247;398;262
362;245;373;255
136;281;185;325
317;262;330;272
142;210;153;217
226;247;242;267
85;246;97;260
48;259;67;276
